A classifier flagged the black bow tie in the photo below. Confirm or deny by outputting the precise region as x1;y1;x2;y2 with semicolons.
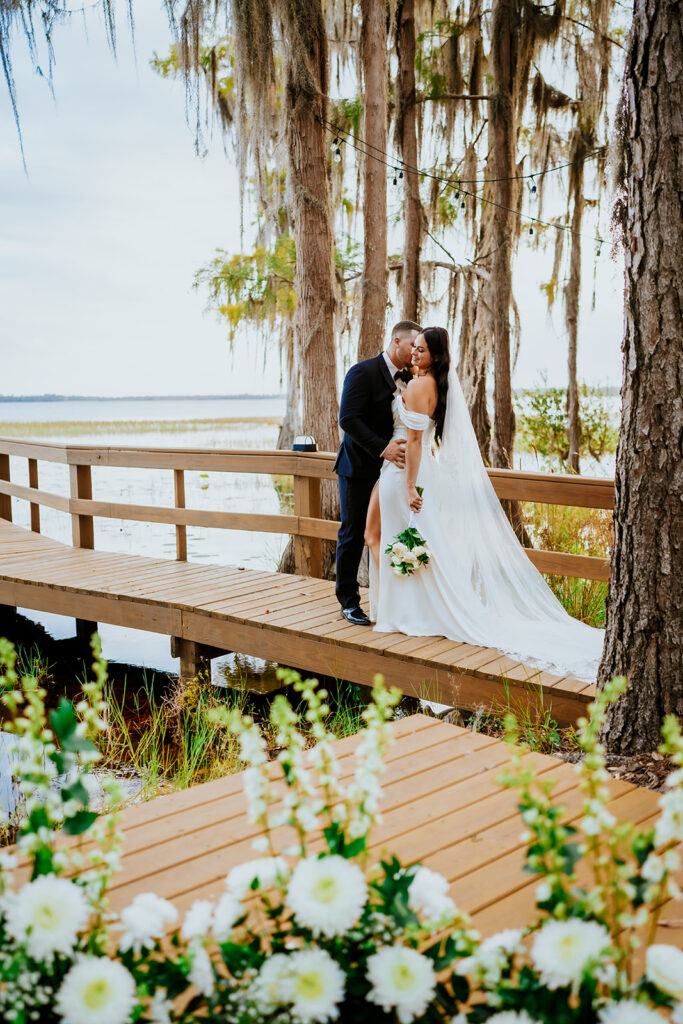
394;368;412;385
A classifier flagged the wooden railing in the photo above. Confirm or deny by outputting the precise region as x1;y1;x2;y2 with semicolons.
0;437;614;582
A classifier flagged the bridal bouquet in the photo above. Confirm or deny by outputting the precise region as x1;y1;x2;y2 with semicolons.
386;487;431;576
1;636;683;1024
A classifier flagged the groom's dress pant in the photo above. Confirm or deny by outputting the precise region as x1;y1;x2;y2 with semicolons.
335;472;378;611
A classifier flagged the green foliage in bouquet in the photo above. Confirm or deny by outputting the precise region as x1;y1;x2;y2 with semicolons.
0;639;682;1024
385;489;431;576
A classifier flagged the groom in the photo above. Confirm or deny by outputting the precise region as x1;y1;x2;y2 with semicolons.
334;320;422;625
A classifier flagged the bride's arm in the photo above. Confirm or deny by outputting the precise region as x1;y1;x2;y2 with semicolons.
403;379;433;512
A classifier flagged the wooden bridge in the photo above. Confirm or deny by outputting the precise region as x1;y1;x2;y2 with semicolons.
9;714;681;951
0;437;614;723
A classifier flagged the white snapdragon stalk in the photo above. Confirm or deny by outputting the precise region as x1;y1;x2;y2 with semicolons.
181;898;214;940
456;929;525;988
407;866;456;923
187;939;215;996
645;944;683;1001
212;890;243;942
343;677;401;839
225;856;289;897
118;892;178;953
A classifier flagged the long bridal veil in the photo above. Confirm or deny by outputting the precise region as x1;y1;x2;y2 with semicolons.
430;362;605;681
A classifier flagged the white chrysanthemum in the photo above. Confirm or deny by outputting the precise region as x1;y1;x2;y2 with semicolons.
226;856;289;897
55;955;137;1024
118;892;178;953
407;867;456;922
212;891;243;943
5;874;89;962
391;542;409;559
598;999;667;1024
646;944;683;1000
251;953;293;1012
531;919;611;989
289;948;345;1023
286;855;367;937
181;899;213;940
366;946;436;1024
188;940;215;997
487;1013;543;1024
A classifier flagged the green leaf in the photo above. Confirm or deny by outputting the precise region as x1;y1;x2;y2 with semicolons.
62;810;98;835
50;698;76;742
61;777;91;807
343;835;366;859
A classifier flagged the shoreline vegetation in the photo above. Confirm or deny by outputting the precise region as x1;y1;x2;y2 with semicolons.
0;417;283;437
0;393;286;402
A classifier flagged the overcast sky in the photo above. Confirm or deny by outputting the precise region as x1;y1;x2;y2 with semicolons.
0;2;626;397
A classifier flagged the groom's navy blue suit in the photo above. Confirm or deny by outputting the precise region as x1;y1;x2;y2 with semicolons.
334;353;398;611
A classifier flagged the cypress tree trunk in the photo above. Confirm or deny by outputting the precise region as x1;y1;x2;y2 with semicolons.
599;0;683;751
565;133;585;475
358;0;389;360
489;0;516;470
397;0;422;322
284;12;338;457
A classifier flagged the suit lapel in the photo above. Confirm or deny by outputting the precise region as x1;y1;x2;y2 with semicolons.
377;353;397;393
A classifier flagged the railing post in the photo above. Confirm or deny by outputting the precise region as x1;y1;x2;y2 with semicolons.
174;469;187;561
0;452;15;616
28;458;40;534
69;463;97;642
0;453;12;523
293;470;322;578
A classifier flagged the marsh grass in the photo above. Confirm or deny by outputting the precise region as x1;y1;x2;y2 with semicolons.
0;416;282;438
522;501;612;628
465;677;579;756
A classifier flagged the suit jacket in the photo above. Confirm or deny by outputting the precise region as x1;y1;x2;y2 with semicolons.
334;353;397;479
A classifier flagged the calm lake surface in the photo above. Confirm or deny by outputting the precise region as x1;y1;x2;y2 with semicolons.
1;396;288;673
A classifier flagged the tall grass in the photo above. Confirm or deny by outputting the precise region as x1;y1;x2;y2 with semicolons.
522;501;612;628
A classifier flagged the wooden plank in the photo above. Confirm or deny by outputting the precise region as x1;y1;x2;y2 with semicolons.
526;548;609;582
0;439;69;462
0;479;70;515
174;469;187;561
487;468;615;510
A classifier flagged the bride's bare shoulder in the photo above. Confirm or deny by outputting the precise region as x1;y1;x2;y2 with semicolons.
403;376;436;413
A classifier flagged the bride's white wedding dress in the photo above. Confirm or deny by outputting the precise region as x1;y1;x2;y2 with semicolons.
369;369;604;683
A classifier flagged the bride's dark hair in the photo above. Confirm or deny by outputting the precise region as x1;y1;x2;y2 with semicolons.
420;326;450;445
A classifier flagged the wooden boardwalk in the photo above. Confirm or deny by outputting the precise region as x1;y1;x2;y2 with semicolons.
10;714;681;948
0;520;595;723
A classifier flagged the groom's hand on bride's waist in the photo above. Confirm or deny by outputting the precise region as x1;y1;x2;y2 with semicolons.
381;439;406;468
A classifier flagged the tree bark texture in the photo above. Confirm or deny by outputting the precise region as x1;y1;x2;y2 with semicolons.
397;0;422;323
284;19;338;456
599;0;683;752
565;132;585;475
358;0;389;360
489;0;517;470
282;2;339;574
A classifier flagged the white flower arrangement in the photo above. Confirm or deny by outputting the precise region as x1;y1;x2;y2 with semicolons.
385;489;431;576
0;640;682;1024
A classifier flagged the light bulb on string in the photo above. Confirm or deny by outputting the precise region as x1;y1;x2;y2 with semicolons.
334;145;342;163
529;225;534;236
530;174;537;194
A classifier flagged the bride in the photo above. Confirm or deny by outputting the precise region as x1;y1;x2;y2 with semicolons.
364;326;604;683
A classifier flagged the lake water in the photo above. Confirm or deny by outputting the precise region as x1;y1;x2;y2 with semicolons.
1;396;289;674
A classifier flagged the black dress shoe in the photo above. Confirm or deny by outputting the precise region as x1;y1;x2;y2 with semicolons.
341;606;372;626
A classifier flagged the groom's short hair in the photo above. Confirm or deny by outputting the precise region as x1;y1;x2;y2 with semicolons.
391;320;422;340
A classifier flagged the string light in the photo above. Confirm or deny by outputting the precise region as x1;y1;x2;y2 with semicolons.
318;116;606;245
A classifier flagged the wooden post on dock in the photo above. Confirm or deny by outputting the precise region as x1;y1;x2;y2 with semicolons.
28;459;40;534
174;469;187;561
293;473;322;578
69;463;97;643
0;453;15;615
